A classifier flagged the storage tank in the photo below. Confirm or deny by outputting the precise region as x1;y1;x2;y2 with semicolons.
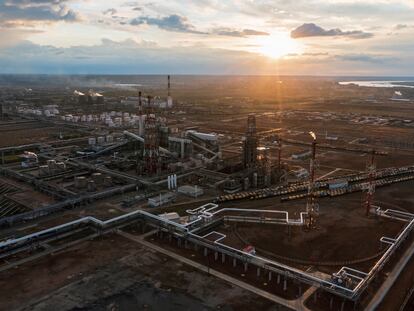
97;136;105;144
106;135;113;143
92;172;103;185
39;165;49;176
47;160;56;170
103;176;112;187
74;176;87;189
87;180;96;192
88;137;96;146
56;162;66;171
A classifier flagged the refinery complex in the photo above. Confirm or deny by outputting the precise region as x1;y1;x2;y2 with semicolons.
1;75;414;311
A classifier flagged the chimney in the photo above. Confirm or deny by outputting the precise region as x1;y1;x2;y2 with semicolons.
138;91;142;113
168;75;171;97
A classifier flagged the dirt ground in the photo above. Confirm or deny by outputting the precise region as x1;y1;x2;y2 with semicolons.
149;232;308;301
0;233;291;311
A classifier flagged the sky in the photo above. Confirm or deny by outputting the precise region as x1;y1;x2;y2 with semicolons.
0;0;413;75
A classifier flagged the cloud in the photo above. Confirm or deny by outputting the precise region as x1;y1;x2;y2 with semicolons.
0;27;43;48
103;8;117;16
130;14;205;34
212;28;269;37
0;38;411;76
291;23;373;39
335;53;396;64
0;0;79;25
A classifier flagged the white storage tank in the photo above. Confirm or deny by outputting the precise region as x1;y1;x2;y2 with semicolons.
88;137;96;146
97;136;105;144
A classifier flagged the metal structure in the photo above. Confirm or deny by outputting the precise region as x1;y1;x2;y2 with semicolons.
278;140;282;169
364;150;376;216
168;75;171;97
306;131;318;228
143;96;160;175
138;91;143;114
243;114;258;168
2;202;413;303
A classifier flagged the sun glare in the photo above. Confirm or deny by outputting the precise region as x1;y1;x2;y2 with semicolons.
255;33;301;59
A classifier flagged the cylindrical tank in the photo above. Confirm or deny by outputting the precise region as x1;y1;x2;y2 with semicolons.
74;176;87;189
39;165;49;176
47;160;56;170
92;172;103;185
253;173;258;188
87;180;96;192
88;137;96;146
56;162;66;171
97;136;105;144
106;135;113;143
244;177;250;190
103;176;112;187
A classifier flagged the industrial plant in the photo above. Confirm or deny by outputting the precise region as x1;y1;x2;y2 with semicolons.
0;75;414;311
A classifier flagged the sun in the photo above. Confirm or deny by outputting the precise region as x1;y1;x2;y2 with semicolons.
255;33;301;59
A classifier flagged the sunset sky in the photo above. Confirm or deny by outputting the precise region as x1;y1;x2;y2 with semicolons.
0;0;413;75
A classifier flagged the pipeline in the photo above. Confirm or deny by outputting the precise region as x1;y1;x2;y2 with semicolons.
1;203;413;302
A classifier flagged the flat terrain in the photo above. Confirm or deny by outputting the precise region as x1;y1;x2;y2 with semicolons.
0;233;289;311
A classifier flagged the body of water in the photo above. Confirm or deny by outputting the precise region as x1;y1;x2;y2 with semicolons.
339;80;414;88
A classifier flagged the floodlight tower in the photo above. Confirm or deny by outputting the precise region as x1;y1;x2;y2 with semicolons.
364;150;376;216
306;131;319;228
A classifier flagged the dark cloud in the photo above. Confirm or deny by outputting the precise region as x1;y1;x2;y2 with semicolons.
212;28;269;37
0;0;79;24
291;23;373;39
130;14;206;34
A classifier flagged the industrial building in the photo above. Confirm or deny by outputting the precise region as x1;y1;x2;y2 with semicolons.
178;185;204;198
1;75;414;311
148;192;177;207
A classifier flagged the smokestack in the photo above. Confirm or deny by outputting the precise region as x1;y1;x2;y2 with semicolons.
138;91;142;113
168;75;171;97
